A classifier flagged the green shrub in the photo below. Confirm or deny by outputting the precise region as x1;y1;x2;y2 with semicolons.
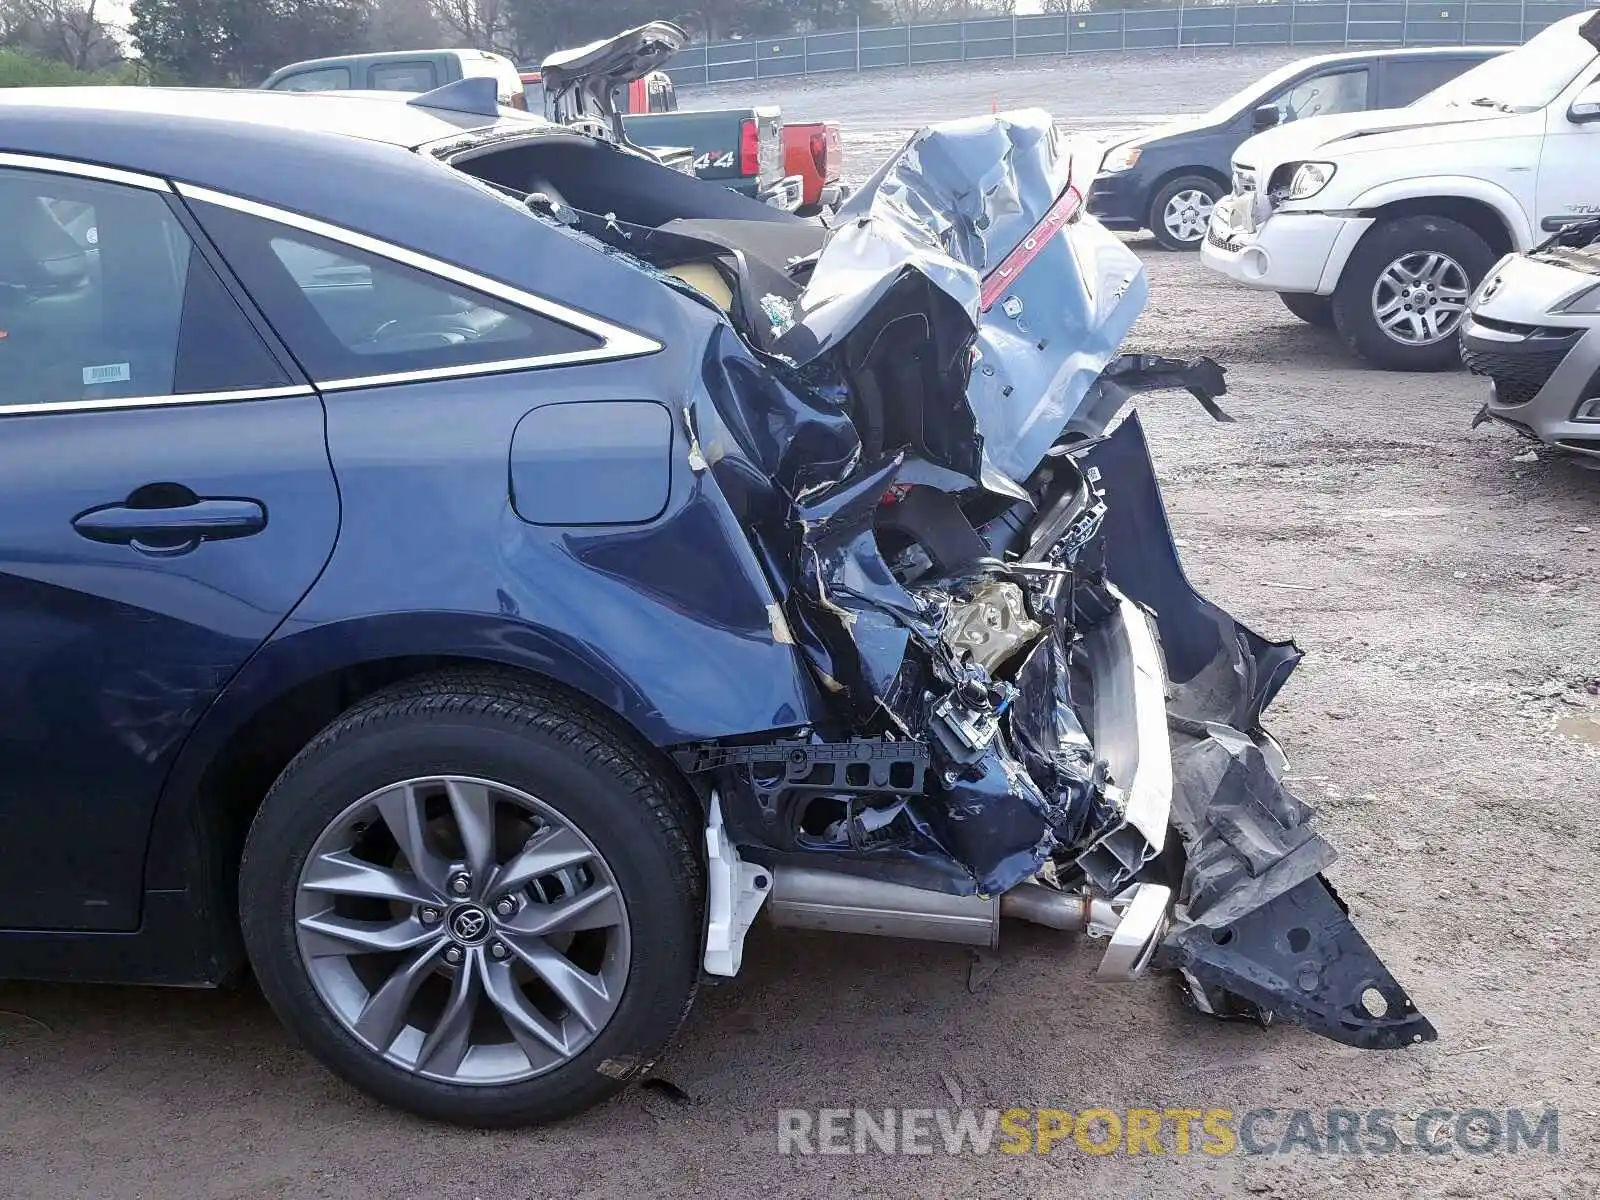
0;49;137;88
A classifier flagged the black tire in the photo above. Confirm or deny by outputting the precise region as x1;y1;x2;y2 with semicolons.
1279;292;1335;328
1148;174;1224;251
238;669;704;1127
1331;215;1494;371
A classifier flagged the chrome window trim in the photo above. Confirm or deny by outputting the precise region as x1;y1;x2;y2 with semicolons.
317;354;638;393
0;152;172;193
173;182;665;387
0;385;316;419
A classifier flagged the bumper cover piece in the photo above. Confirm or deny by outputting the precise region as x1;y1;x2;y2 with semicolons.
1167;876;1436;1049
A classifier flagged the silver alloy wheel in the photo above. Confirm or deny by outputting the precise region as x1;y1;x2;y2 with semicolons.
294;776;631;1086
1371;250;1470;345
1162;188;1214;243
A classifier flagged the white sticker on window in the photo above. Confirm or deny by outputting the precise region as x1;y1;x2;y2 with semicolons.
83;362;132;386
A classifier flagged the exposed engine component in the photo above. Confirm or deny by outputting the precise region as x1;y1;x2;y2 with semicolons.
939;581;1042;674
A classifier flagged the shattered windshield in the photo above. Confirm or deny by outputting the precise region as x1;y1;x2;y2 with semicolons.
1414;19;1598;112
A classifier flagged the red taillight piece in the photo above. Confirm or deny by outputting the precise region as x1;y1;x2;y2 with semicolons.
808;130;828;178
739;118;760;177
978;185;1083;312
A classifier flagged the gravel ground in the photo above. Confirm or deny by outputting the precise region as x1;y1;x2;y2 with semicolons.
686;47;1310;171
3;50;1599;1200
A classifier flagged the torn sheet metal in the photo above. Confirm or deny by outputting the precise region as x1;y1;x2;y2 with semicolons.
809;109;1149;483
641;109;1431;1047
1080;417;1434;1048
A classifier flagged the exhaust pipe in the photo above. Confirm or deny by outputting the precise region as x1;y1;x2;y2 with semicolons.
767;865;1001;948
999;881;1118;932
766;868;1171;979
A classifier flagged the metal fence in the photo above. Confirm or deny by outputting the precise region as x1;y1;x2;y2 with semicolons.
664;1;1596;86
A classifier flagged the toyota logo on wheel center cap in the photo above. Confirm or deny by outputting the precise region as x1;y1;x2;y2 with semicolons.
447;904;490;945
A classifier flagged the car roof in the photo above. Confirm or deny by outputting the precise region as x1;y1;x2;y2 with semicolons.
0;85;536;152
269;48;509;72
1288;44;1512;69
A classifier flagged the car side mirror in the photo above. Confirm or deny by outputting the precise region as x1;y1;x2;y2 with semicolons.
1570;81;1600;124
1253;103;1283;131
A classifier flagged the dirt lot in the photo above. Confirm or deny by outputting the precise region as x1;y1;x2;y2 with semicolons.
690;47;1310;177
3;51;1598;1200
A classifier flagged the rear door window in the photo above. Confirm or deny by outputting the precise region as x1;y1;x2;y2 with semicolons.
369;61;439;93
272;66;352;92
0;168;291;409
1383;57;1484;107
191;203;604;385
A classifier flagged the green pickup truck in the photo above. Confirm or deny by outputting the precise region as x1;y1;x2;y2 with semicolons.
261;48;529;109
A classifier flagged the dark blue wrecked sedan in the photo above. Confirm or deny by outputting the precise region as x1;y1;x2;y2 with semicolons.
0;77;1434;1127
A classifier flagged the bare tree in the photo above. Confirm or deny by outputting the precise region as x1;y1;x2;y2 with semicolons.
367;0;444;50
427;0;513;50
881;0;1014;20
56;0;111;68
1;0;120;70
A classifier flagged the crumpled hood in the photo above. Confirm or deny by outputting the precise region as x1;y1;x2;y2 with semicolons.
777;108;1148;485
1236;104;1505;166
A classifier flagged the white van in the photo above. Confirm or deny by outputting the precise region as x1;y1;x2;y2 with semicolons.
1201;12;1600;370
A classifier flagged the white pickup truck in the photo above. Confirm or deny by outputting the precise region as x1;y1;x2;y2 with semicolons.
1201;12;1600;370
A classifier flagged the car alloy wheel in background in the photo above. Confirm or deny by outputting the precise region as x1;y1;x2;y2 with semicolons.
1162;188;1214;245
1369;250;1471;347
1149;175;1224;251
1331;214;1494;371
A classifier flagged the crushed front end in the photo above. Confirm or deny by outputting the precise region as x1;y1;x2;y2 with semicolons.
642;110;1433;1050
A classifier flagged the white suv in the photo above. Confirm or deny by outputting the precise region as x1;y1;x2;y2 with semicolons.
1201;12;1600;370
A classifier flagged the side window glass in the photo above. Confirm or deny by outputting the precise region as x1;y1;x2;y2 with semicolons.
370;62;438;92
272;67;352;92
0;168;289;409
193;203;604;384
1276;68;1369;122
1391;59;1480;107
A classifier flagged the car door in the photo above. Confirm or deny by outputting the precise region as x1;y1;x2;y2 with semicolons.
0;161;339;931
1535;69;1600;234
